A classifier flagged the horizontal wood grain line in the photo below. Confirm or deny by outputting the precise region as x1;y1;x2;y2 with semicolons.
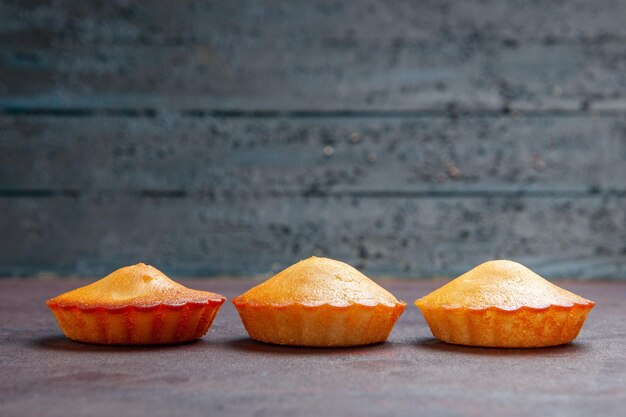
0;107;158;117
2;107;626;118
3;36;626;48
0;188;623;199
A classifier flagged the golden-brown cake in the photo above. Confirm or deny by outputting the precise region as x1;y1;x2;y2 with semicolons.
47;263;225;345
233;256;406;347
415;260;595;347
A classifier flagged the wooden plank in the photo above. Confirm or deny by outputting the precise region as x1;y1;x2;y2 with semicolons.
1;194;625;277
1;42;625;112
3;0;626;44
2;114;625;193
1;1;626;111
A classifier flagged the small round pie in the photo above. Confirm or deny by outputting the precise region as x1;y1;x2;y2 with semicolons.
415;260;595;348
47;263;225;345
233;256;406;347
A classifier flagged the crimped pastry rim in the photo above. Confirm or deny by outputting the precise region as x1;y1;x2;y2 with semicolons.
414;299;595;314
232;297;407;310
47;297;226;312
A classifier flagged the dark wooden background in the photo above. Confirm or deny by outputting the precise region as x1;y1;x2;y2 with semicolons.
1;0;625;278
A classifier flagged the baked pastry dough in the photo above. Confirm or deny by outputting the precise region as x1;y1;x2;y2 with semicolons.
47;263;225;345
233;256;406;347
415;260;595;347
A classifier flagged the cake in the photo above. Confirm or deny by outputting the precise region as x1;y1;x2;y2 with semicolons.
47;263;225;345
415;260;595;347
233;256;406;347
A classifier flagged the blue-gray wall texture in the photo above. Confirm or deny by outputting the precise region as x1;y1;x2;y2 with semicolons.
1;0;625;278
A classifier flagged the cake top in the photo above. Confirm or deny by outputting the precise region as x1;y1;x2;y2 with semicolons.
416;260;594;310
47;263;225;309
233;256;404;307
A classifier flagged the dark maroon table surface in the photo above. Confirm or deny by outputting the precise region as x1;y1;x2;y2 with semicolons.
1;278;624;417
